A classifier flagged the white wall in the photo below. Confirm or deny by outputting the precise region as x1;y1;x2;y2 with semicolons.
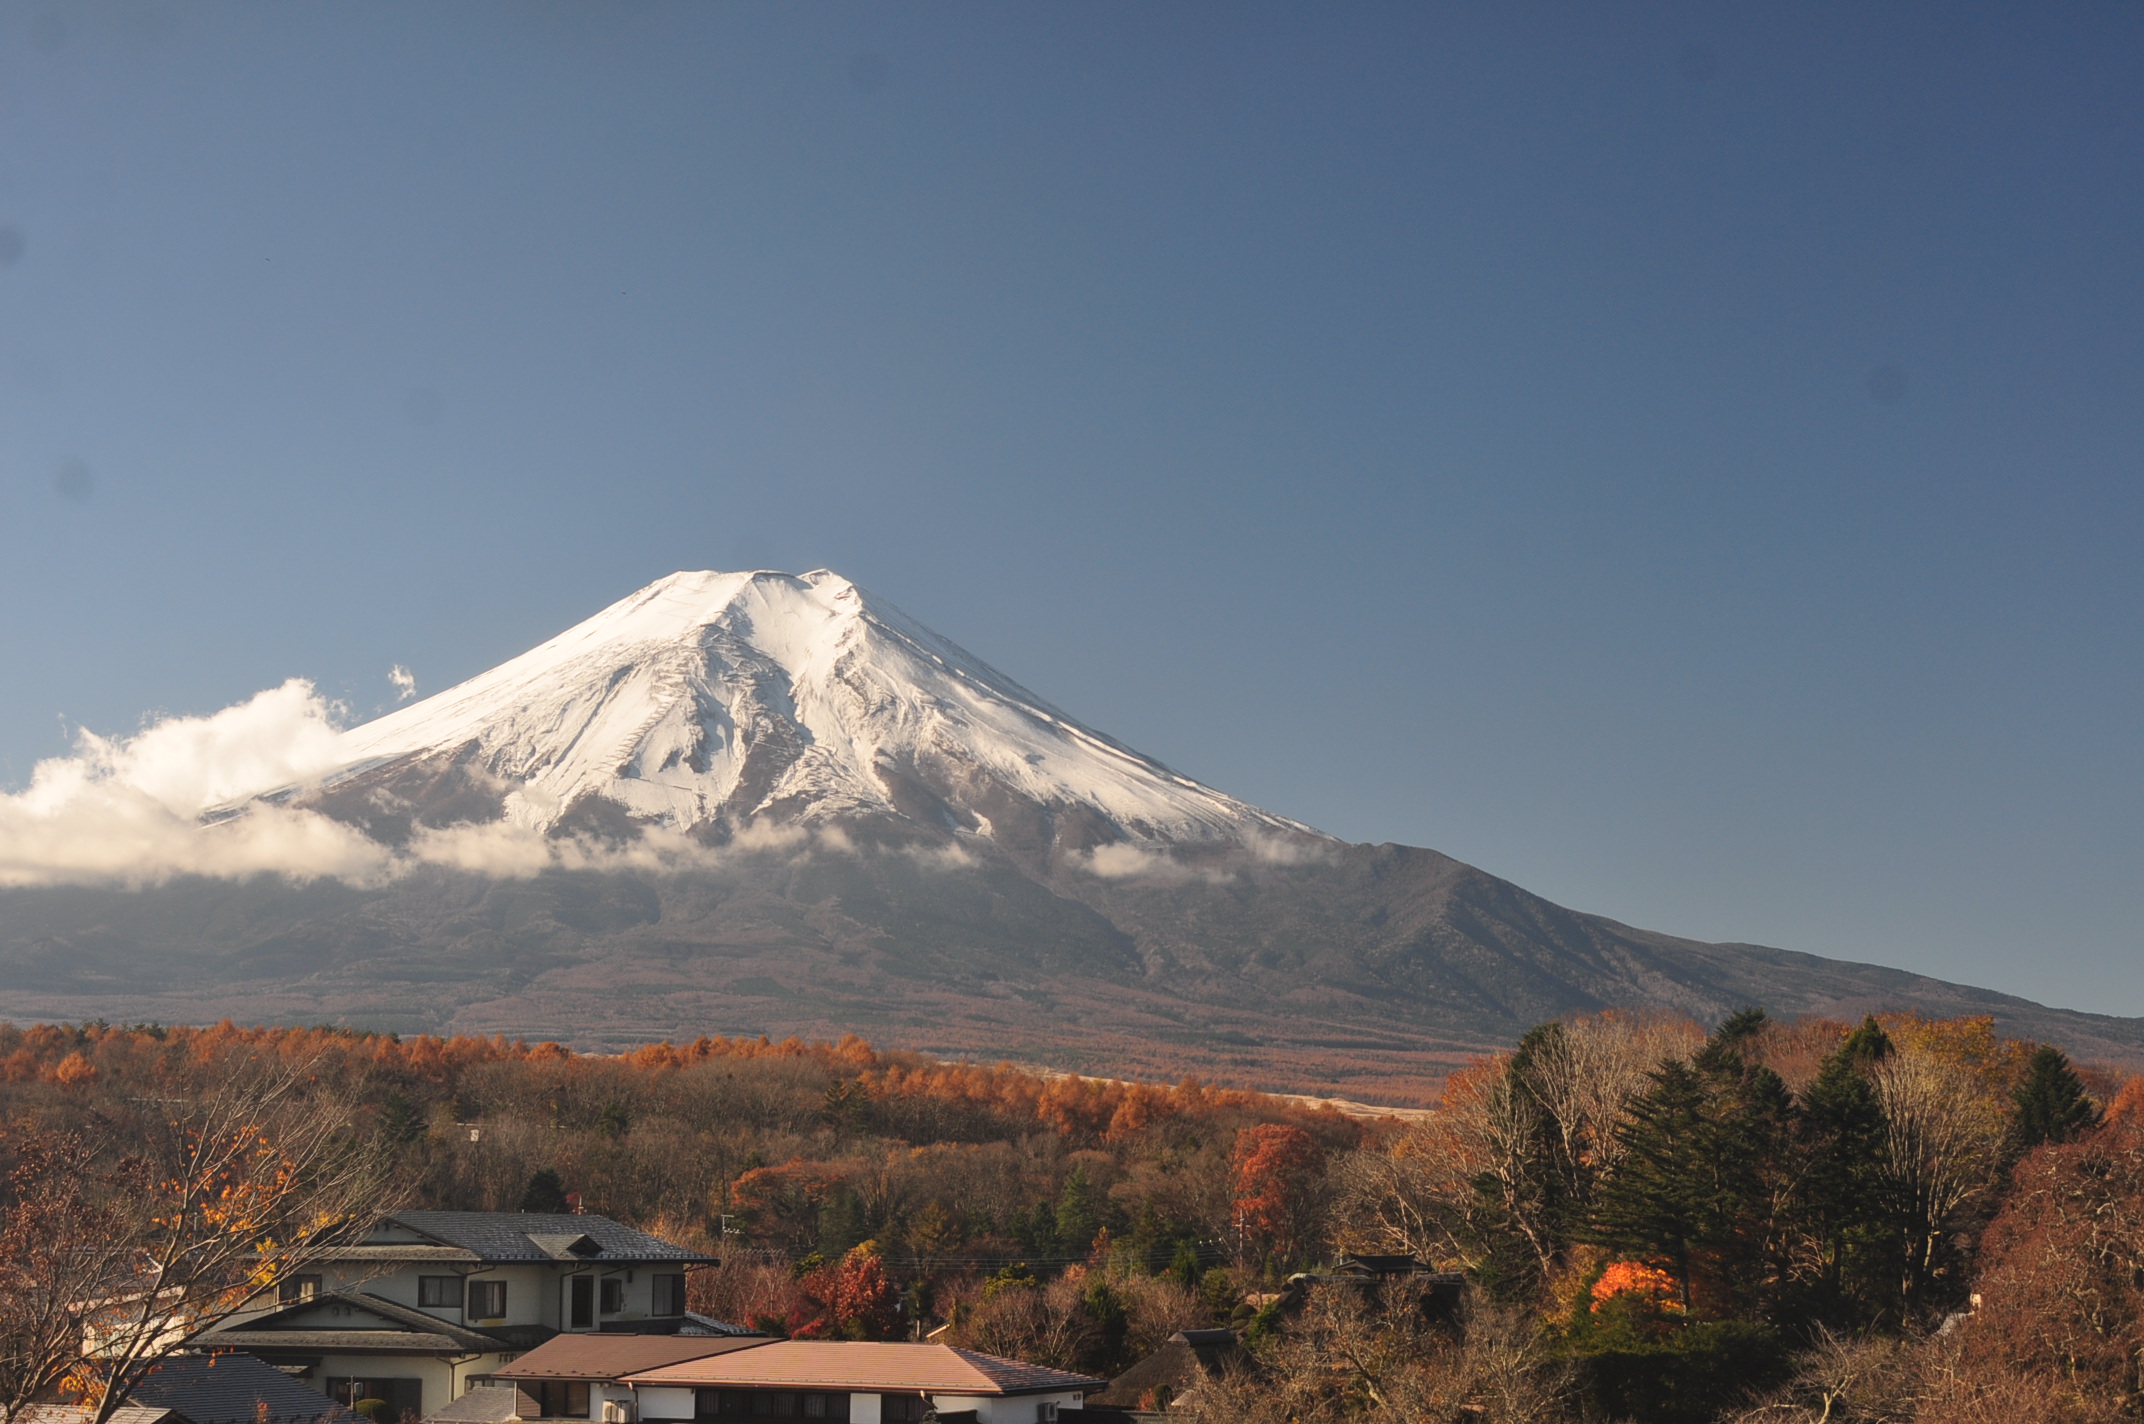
931;1392;1086;1424
846;1395;881;1424
635;1387;696;1421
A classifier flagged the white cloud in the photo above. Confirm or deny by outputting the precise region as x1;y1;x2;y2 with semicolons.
1083;843;1171;879
0;680;389;888
0;683;977;890
1076;841;1235;885
388;665;417;701
1246;832;1337;866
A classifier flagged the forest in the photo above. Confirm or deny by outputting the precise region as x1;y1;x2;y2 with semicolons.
2;1007;2142;1423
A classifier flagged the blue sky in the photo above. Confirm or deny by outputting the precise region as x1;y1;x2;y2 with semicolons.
1;4;2140;1013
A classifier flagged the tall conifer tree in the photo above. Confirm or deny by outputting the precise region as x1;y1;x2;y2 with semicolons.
2010;1045;2100;1152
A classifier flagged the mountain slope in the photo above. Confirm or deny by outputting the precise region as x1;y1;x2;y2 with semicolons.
0;567;2135;1101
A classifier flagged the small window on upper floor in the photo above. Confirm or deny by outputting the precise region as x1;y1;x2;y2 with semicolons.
278;1274;322;1305
600;1278;625;1314
418;1276;464;1309
468;1279;508;1320
652;1274;686;1316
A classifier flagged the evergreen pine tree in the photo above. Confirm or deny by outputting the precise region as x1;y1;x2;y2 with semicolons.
520;1168;570;1213
377;1091;424;1146
817;1187;869;1256
1840;1015;1894;1069
1792;1039;1894;1326
1589;1008;1796;1315
1057;1165;1101;1257
1589;1058;1713;1309
2011;1045;2100;1151
1015;1199;1058;1259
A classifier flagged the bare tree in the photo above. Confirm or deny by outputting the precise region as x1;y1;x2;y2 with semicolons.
1871;1048;2006;1305
1724;1326;1918;1423
5;1058;400;1424
1329;1136;1471;1266
1176;1286;1572;1424
1516;1012;1701;1182
951;1272;1097;1370
0;1129;141;1421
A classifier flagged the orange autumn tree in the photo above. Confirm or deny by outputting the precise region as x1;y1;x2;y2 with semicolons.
1590;1260;1682;1312
1232;1123;1326;1267
831;1243;902;1339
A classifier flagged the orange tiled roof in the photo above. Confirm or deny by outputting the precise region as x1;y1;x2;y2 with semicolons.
498;1334;776;1379
625;1343;1104;1396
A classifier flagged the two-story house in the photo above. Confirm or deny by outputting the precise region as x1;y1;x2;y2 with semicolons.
195;1212;719;1421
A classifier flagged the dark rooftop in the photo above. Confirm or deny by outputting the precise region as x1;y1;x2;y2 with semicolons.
127;1353;342;1424
1087;1331;1244;1410
194;1291;508;1355
373;1212;716;1265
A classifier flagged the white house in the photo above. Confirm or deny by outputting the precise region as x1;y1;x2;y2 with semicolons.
486;1337;1103;1424
195;1212;719;1420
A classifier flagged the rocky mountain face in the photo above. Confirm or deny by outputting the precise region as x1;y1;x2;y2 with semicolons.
0;570;2134;1102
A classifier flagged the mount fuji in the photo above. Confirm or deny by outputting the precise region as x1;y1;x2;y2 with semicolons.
2;569;2138;1100
297;568;1316;860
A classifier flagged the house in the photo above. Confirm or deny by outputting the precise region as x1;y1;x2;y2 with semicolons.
621;1342;1105;1424
1281;1255;1464;1321
478;1337;1103;1424
1085;1330;1243;1414
1328;1255;1439;1279
193;1212;717;1421
494;1335;775;1422
18;1351;343;1424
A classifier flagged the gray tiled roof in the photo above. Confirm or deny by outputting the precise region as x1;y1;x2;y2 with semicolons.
18;1408;181;1424
194;1292;505;1355
421;1386;521;1424
128;1352;344;1424
388;1213;714;1264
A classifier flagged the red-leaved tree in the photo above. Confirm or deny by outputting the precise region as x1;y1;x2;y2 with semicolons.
1231;1124;1325;1267
832;1244;902;1339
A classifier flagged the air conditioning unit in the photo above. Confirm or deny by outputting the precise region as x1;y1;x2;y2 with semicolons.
601;1401;636;1423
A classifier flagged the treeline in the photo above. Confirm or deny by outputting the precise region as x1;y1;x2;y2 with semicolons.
1323;1008;2143;1422
0;1020;1357;1302
6;1012;2144;1421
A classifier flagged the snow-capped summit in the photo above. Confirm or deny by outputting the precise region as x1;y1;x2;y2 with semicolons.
323;569;1319;853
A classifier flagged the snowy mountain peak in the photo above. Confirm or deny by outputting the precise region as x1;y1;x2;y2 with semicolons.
321;570;1320;854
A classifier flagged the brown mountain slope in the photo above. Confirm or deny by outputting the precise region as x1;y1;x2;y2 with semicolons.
0;837;2132;1106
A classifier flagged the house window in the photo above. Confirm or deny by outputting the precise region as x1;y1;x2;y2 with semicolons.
652;1274;685;1315
468;1280;508;1319
694;1394;842;1423
537;1382;591;1419
570;1276;595;1329
600;1278;625;1314
328;1378;423;1420
418;1276;464;1309
880;1398;930;1424
277;1274;322;1305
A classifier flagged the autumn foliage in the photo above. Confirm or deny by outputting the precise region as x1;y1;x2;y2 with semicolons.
1232;1123;1324;1262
